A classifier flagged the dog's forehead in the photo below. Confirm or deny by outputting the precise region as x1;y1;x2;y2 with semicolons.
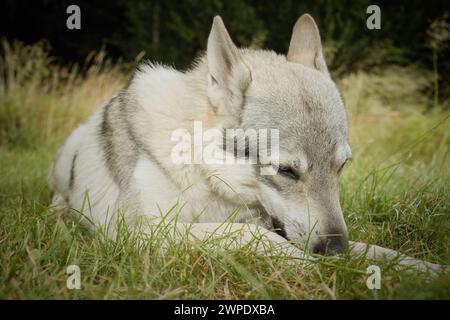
245;64;347;133
242;58;348;159
245;55;340;107
249;62;334;100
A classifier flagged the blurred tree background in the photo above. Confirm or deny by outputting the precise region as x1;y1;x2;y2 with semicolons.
1;0;449;106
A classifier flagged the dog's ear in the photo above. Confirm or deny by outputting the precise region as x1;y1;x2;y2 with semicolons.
287;14;329;75
207;16;251;112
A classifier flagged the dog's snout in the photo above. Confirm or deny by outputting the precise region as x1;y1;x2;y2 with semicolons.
313;229;348;255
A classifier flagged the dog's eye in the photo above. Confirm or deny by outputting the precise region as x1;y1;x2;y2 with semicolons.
277;166;299;181
338;160;348;174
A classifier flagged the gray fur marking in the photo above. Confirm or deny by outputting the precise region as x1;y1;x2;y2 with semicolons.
69;151;78;190
98;93;140;187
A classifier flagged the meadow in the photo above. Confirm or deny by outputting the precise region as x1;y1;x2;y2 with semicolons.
0;39;449;299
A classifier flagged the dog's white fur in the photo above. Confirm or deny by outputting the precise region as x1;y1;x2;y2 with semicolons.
51;15;445;274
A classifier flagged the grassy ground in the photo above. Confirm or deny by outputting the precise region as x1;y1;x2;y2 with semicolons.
0;41;449;299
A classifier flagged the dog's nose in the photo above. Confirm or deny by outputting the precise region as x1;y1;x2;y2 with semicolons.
312;230;348;255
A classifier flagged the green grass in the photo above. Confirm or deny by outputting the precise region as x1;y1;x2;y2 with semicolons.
0;41;449;299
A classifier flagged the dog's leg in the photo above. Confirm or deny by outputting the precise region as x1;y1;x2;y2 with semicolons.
180;223;308;259
349;241;446;275
130;218;312;266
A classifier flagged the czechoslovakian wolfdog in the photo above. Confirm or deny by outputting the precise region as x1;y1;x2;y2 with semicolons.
51;14;444;273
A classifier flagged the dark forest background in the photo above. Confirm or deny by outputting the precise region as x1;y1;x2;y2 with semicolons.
1;0;449;103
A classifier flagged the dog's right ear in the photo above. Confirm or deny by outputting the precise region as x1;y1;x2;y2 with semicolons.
207;16;251;114
287;14;329;76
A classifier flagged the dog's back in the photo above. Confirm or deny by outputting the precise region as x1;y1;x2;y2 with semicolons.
50;62;230;231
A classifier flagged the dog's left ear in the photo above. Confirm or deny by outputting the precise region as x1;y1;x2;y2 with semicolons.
207;16;251;118
287;14;329;76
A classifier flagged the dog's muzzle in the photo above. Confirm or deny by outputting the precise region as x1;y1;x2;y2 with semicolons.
312;228;348;255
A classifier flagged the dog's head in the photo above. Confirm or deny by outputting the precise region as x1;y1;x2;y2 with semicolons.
206;15;351;255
